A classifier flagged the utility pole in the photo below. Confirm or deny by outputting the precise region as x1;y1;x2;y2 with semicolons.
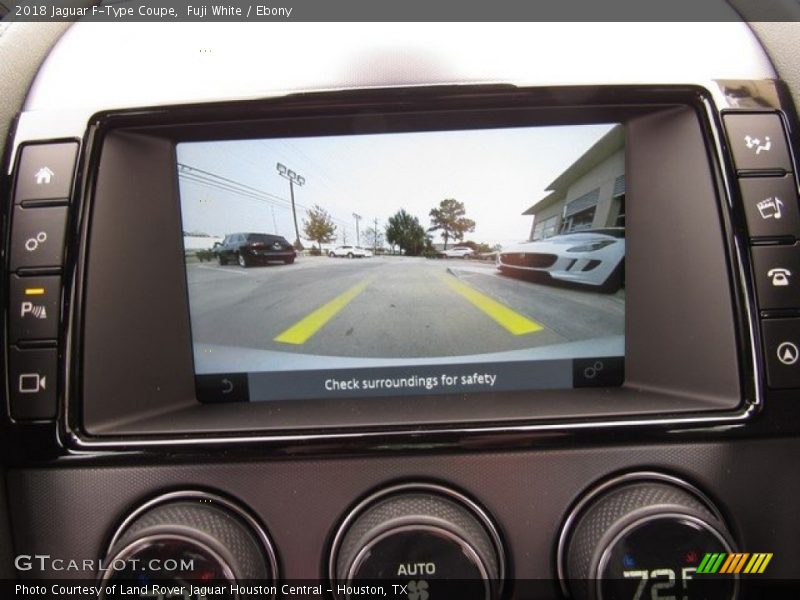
373;217;379;253
276;162;305;249
352;213;362;246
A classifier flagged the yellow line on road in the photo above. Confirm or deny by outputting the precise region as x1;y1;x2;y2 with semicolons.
274;278;373;345
443;274;543;336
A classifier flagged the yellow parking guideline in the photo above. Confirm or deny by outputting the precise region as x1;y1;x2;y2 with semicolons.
24;287;45;296
274;278;373;345
442;274;543;336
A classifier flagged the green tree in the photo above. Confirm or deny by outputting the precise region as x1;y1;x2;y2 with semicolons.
428;198;476;250
302;204;337;252
385;209;428;256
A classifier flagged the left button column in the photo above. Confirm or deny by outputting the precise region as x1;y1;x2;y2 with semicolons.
8;141;77;421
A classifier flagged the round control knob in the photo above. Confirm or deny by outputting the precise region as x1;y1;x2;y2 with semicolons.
330;483;505;600
559;473;737;600
100;491;277;600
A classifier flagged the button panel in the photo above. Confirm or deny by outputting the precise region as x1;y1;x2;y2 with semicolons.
7;141;77;420
9;205;69;270
14;142;78;204
727;113;800;389
724;113;792;173
740;175;800;239
8;347;58;420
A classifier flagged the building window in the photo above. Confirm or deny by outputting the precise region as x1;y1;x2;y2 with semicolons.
562;188;599;233
562;206;596;232
612;174;626;228
615;195;626;227
613;174;626;197
532;215;559;240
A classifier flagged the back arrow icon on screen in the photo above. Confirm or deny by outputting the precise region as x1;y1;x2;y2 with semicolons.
221;378;234;394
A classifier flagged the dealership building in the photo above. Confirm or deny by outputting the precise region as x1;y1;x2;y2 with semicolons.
523;124;626;241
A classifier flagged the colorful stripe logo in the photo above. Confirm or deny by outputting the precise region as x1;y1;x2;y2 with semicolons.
697;552;773;574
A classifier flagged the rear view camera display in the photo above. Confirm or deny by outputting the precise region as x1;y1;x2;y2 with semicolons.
177;122;626;403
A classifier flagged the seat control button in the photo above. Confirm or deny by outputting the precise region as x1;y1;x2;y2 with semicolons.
723;113;792;173
14;142;78;205
762;319;800;388
741;175;800;239
9;275;61;342
751;245;800;310
8;347;57;420
9;205;69;270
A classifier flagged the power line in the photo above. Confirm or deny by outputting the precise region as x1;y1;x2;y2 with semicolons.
177;162;353;229
178;163;290;208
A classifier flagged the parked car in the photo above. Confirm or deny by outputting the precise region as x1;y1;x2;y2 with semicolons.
215;233;296;267
329;245;373;258
497;228;625;291
439;246;474;258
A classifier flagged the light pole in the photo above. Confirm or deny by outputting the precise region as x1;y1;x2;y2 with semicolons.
276;162;305;248
352;213;362;246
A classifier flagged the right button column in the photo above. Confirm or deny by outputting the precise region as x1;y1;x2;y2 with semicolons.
724;113;800;389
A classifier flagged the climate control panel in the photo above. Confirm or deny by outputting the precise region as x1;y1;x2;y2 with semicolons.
91;474;744;600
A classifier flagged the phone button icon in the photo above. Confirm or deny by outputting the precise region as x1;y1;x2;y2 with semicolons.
768;268;791;287
752;246;800;310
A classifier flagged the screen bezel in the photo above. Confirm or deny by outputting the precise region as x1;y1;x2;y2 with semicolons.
67;84;760;446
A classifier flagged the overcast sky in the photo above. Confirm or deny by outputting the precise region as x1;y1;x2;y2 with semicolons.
177;122;617;248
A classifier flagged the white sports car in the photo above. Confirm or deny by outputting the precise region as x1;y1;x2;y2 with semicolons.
497;228;625;291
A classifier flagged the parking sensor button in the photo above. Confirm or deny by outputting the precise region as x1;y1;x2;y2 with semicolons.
9;275;61;342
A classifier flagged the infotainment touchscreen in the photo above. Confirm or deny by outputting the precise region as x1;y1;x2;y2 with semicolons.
177;122;625;403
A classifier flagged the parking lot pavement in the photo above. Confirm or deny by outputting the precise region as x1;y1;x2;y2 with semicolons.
185;255;624;358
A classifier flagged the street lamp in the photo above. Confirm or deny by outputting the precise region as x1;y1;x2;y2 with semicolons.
276;162;306;249
352;213;362;246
